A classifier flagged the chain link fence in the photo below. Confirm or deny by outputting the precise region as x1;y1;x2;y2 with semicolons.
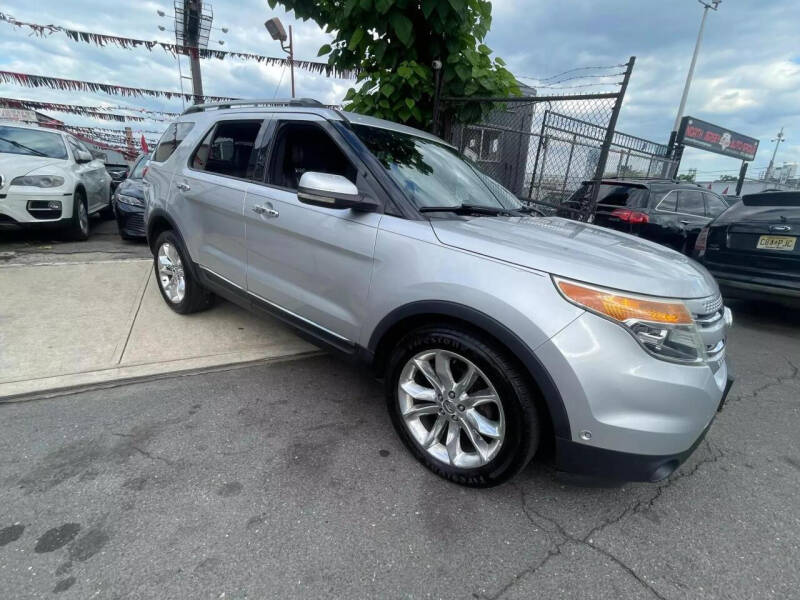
438;57;676;220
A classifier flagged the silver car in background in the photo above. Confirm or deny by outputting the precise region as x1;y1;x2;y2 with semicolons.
144;100;733;487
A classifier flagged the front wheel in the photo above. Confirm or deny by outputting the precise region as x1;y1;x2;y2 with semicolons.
386;326;540;487
153;230;214;314
67;189;90;241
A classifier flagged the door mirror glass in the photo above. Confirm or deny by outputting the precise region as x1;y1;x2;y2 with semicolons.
74;149;93;163
297;172;377;211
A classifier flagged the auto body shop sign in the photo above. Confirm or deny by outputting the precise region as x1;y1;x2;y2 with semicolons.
677;116;759;161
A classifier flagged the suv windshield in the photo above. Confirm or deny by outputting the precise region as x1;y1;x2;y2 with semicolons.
0;125;68;159
351;124;521;211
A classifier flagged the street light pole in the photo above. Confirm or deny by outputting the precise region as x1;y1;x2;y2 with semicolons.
766;126;785;181
265;17;295;99
288;25;295;99
667;0;721;155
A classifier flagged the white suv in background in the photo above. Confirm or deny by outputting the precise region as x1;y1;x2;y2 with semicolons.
0;122;112;239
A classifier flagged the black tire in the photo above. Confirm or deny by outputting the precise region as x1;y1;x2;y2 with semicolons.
385;326;540;487
68;188;90;241
152;230;214;314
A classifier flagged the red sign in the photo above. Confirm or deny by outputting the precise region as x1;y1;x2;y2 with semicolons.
678;117;759;161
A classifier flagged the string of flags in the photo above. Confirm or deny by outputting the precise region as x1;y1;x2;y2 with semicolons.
0;96;170;123
0;12;357;80
0;70;237;103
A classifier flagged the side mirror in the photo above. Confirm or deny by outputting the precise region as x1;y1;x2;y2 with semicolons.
74;149;93;163
297;172;378;212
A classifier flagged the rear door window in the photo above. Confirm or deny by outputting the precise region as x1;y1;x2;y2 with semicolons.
677;190;705;216
153;122;195;163
191;120;263;180
704;193;727;217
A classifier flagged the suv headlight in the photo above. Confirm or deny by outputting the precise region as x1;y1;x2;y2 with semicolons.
10;175;65;188
116;193;145;207
554;277;706;364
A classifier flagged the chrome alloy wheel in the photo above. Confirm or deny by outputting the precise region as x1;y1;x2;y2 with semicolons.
397;349;506;469
157;242;186;304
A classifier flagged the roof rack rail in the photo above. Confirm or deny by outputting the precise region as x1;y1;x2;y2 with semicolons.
182;98;325;115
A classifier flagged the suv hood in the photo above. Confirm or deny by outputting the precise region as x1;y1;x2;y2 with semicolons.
431;216;718;299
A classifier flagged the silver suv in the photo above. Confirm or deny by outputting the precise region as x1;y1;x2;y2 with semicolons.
144;99;733;487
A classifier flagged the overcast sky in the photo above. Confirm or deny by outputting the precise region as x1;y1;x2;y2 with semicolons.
0;0;797;178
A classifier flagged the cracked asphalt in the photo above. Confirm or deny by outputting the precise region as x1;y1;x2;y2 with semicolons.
0;296;798;599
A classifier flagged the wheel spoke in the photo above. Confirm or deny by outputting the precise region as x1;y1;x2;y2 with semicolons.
422;414;448;448
463;390;497;409
461;418;491;461
400;380;437;402
402;403;440;419
445;420;461;465
413;357;443;393
464;409;503;439
434;351;456;389
453;364;478;397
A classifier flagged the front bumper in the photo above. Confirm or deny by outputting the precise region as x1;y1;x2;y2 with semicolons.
113;199;146;238
0;189;73;224
536;310;731;481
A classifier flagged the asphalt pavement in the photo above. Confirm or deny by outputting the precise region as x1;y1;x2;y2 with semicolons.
0;215;150;266
1;298;799;599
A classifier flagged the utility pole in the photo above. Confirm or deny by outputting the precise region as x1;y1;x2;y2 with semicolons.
185;0;204;104
765;126;785;181
667;0;721;156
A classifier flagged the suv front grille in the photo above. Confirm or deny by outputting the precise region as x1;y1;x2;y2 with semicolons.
686;294;726;372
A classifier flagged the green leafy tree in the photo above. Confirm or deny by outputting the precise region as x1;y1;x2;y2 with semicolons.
719;174;738;182
268;0;519;128
677;173;696;183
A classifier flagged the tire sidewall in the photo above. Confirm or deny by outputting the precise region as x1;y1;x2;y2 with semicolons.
153;231;194;313
70;188;89;240
386;327;538;487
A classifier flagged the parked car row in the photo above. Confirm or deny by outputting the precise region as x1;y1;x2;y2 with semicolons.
560;179;731;253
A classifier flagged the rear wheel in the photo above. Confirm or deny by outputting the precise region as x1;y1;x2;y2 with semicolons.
386;326;540;487
68;189;90;241
153;230;214;314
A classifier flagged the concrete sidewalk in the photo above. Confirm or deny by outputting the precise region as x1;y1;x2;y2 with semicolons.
0;258;316;399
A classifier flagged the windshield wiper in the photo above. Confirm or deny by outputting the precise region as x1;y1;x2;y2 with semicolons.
418;204;515;216
0;136;48;157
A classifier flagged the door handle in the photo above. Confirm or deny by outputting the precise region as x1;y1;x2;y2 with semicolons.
680;220;690;225
176;182;191;192
252;204;279;218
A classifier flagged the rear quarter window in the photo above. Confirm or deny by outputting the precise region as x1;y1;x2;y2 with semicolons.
152;122;195;163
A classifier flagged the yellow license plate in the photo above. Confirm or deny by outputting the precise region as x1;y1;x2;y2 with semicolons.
756;235;796;251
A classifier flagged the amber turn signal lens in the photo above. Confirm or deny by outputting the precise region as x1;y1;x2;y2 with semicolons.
556;280;692;325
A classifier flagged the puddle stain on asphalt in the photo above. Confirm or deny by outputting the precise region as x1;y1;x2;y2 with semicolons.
0;524;25;546
217;481;243;497
53;576;76;594
34;523;81;553
69;527;110;562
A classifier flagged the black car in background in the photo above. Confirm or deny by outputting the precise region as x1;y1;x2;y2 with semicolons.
695;191;800;306
112;153;149;240
560;179;730;253
106;163;130;192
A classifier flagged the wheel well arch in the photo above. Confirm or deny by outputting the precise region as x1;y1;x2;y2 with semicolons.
368;301;570;441
146;211;178;254
73;183;86;200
